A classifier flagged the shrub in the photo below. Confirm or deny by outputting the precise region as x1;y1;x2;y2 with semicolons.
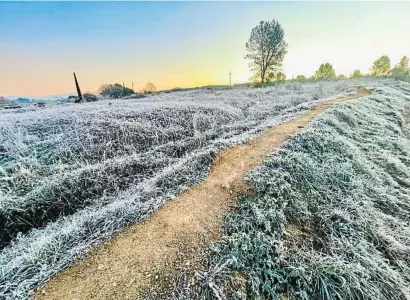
99;83;134;99
67;95;79;103
83;93;98;102
391;67;409;80
391;56;409;81
253;81;262;88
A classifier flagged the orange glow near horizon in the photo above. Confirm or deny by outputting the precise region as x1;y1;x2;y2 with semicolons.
1;2;409;97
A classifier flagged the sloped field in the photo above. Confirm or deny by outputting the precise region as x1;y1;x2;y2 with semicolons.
0;80;361;299
173;80;410;299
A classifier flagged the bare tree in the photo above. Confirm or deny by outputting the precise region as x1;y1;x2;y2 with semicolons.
142;82;157;94
245;19;287;87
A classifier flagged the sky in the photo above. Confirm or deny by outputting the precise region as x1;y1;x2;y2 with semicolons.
1;1;409;97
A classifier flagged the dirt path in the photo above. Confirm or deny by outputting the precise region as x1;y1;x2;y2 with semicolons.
34;88;371;300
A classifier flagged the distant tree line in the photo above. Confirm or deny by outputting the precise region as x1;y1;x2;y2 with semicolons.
245;19;409;86
69;82;158;103
70;19;409;103
99;82;157;99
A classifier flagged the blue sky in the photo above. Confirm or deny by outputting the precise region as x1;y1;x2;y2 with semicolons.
1;1;409;96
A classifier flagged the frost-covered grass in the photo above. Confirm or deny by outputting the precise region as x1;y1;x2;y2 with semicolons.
0;79;375;299
170;80;410;300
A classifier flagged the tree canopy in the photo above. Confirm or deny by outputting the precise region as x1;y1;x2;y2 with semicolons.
296;75;306;81
396;56;409;70
267;71;286;82
314;63;336;79
350;69;362;78
276;72;286;81
245;19;287;86
371;55;391;76
391;56;409;80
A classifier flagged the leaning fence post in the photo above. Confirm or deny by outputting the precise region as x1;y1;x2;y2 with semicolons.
73;72;83;103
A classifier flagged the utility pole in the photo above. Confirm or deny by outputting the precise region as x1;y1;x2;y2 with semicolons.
73;72;82;103
132;81;134;91
229;71;232;88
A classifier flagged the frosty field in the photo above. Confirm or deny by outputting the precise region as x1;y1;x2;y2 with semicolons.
168;80;410;299
0;80;362;299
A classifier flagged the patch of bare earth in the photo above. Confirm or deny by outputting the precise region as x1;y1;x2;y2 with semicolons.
34;88;371;300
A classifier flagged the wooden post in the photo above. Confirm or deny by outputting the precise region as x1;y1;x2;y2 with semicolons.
73;72;82;103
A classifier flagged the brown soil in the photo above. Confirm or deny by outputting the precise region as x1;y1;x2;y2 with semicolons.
34;88;371;300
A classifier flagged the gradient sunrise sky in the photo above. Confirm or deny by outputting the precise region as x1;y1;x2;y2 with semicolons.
1;1;409;97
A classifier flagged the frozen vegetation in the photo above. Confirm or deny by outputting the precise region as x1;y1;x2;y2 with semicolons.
167;80;410;300
0;78;396;299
